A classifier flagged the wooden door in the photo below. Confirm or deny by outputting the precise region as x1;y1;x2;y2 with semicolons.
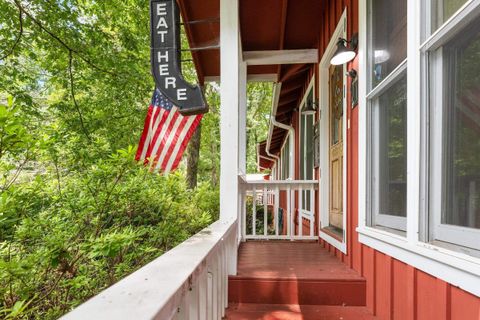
329;64;344;230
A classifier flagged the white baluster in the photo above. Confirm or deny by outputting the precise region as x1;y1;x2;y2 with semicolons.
299;186;303;237
252;187;256;236
263;186;267;236
310;186;314;237
275;186;279;237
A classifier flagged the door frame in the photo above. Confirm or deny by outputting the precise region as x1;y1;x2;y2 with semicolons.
318;9;348;253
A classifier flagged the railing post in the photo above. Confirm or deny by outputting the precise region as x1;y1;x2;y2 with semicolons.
240;186;247;241
274;186;279;236
310;185;315;237
199;264;207;320
288;186;293;240
252;187;256;236
227;221;237;275
218;243;225;318
207;268;213;320
263;186;268;236
299;186;303;237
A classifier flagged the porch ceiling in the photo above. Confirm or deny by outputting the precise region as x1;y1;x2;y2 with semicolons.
179;0;324;157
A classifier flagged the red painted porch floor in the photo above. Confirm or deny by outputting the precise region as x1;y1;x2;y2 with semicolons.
226;241;376;320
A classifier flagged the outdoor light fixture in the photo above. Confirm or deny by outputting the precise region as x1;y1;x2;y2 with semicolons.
302;99;318;115
330;33;358;65
347;69;357;78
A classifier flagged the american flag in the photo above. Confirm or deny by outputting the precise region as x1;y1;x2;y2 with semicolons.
135;89;202;174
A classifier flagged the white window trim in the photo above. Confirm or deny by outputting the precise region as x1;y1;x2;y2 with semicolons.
358;0;480;297
279;133;292;180
298;77;316;217
426;0;480;253
318;9;348;254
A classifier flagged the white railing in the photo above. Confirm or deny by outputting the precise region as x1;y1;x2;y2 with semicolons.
239;179;318;240
61;219;238;320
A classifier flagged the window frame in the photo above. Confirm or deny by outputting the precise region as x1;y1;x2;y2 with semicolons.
366;0;409;232
423;0;480;253
279;133;291;180
298;78;316;213
358;0;480;298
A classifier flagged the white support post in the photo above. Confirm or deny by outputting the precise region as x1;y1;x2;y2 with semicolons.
310;186;314;237
220;0;240;221
238;61;247;175
241;188;246;241
238;61;247;243
299;186;303;237
252;188;256;236
275;186;279;236
263;186;268;236
288;186;292;239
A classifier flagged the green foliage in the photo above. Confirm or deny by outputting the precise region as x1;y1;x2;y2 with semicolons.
0;0;223;318
246;83;273;173
0;148;217;319
0;0;272;318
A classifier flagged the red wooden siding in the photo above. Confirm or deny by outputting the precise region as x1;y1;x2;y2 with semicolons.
283;0;480;319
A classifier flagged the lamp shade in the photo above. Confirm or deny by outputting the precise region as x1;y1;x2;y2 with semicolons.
330;40;356;65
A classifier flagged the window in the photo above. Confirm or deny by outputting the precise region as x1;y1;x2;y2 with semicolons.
300;89;315;211
359;0;480;298
280;135;290;180
424;0;480;253
367;0;408;232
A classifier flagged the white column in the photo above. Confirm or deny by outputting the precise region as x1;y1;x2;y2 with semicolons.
220;0;240;221
238;61;247;176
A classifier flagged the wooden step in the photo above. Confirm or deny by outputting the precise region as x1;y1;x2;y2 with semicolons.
229;241;366;306
226;303;377;320
228;276;366;305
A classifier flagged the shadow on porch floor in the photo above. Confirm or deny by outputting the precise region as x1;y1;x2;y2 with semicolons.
226;241;376;320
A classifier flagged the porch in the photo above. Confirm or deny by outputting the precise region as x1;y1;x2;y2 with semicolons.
60;178;374;319
60;222;374;320
227;241;372;319
59;0;480;318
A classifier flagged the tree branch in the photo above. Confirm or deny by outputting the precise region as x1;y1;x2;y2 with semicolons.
13;0;116;77
68;50;91;142
0;5;23;61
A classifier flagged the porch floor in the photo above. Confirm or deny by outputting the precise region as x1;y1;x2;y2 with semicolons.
226;241;375;320
235;241;362;280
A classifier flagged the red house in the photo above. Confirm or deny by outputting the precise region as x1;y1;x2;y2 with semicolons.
63;0;480;319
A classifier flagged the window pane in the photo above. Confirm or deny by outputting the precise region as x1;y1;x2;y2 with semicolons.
438;18;480;229
370;0;407;87
300;115;305;179
374;74;407;218
306;114;314;180
431;0;469;33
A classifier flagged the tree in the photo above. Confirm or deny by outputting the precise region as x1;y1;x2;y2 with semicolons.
186;123;201;189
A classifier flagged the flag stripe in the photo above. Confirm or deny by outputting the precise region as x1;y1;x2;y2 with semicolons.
147;107;178;168
135;105;153;161
160;116;191;172
154;110;185;171
143;106;167;163
165;115;202;173
136;89;202;174
139;105;160;161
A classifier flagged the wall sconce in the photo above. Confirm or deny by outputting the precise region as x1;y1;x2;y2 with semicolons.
347;69;357;78
302;99;318;115
348;69;359;108
330;33;358;65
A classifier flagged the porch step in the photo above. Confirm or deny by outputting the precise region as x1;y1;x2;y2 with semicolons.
228;276;366;305
228;241;366;306
226;303;377;320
